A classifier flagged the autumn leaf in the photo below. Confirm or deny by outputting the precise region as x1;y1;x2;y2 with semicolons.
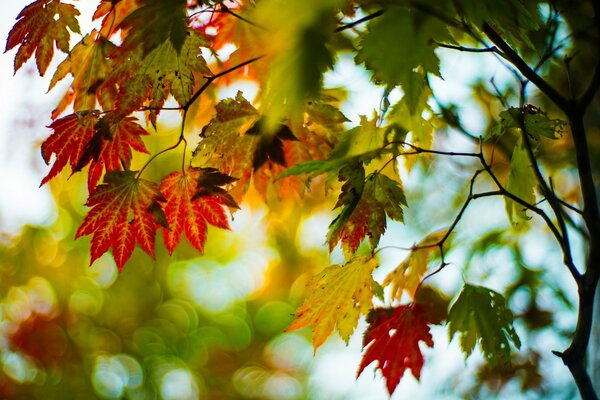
448;284;521;366
40;111;101;186
286;256;379;351
328;169;407;256
106;29;212;120
81;114;150;192
49;31;118;118
192;92;260;202
93;0;140;38
160;168;236;255
383;229;448;301
357;305;434;395
6;0;80;75
75;171;166;269
245;118;299;169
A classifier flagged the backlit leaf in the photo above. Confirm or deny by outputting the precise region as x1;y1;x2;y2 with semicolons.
40;111;100;186
286;256;379;351
505;137;536;228
6;0;80;75
75;171;166;269
356;6;449;88
81;114;150;192
384;229;448;301
160;168;235;255
358;305;434;395
328;169;407;256
106;29;211;118
49;32;118;118
448;284;521;366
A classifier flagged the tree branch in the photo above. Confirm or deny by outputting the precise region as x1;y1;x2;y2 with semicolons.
335;9;386;32
482;23;569;111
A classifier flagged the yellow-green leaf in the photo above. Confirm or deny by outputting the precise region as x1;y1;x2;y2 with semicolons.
383;229;448;301
286;256;379;351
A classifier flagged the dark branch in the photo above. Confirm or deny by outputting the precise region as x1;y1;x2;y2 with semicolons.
335;10;386;32
482;23;569;111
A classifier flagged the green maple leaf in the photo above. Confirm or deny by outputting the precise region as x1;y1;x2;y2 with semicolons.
448;284;521;366
505;137;537;229
356;7;450;88
118;0;188;55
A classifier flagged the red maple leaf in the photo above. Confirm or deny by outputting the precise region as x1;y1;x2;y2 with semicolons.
40;111;100;186
79;114;149;192
75;170;166;269
358;305;434;395
160;168;237;255
6;0;80;75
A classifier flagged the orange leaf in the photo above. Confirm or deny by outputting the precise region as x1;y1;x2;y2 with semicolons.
40;111;100;186
160;168;236;255
49;31;118;118
93;0;140;38
83;114;150;192
6;0;80;75
76;171;166;269
358;305;434;395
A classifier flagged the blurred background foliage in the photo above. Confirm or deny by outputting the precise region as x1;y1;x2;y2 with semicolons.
0;129;336;399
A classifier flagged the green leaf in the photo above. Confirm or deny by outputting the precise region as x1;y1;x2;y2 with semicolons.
505;137;536;229
356;7;450;88
495;107;566;141
118;0;188;55
448;284;521;366
252;0;341;130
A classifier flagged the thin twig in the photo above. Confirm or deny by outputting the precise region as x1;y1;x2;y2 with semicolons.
335;9;386;32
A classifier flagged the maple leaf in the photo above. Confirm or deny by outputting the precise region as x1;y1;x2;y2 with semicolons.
6;0;80;75
245;118;299;169
40;111;101;186
448;284;521;366
80;114;150;192
286;256;379;351
93;0;140;38
49;31;118;118
328;168;407;256
160;168;236;255
358;305;434;395
355;7;450;88
192;92;260;202
75;171;166;269
383;229;448;301
106;29;211;118
118;0;188;56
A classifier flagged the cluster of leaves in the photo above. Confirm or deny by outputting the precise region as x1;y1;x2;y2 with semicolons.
6;0;586;396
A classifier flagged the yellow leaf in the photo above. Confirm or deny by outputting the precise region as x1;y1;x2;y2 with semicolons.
286;256;378;351
383;229;448;301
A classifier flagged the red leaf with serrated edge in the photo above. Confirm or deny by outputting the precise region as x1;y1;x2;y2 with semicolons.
160;168;235;255
81;114;149;192
6;0;80;75
75;171;165;269
40;111;100;186
358;305;434;396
